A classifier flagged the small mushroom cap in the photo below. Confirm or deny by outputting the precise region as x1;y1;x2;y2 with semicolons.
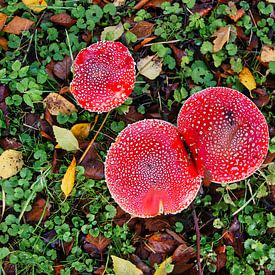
105;119;201;218
177;87;269;183
70;41;135;113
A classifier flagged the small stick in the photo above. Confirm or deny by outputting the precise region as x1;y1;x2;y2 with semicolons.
133;0;150;10
192;204;203;275
78;112;110;164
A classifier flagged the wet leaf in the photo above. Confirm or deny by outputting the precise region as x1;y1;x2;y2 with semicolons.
212;26;231;53
137;55;162;80
50;12;76;28
0;138;22;150
53;55;72;80
130;21;154;38
53;126;79;151
111;255;143;275
83;234;111;257
144;217;171;232
61;157;76;198
154;257;174;275
146;233;178;254
44;93;77;116
0;37;8;51
71;123;91;141
25;197;51;222
3;16;34;35
22;0;47;12
0;12;8;30
239;67;256;91
0;149;24;179
100;22;124;41
260;45;275;63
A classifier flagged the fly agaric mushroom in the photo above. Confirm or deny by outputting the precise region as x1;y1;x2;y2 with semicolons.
70;41;135;113
105;119;201;218
177;87;269;183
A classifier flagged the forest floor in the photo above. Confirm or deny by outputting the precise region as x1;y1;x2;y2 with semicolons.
0;0;275;274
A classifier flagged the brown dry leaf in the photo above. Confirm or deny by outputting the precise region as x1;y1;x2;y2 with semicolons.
50;12;76;28
169;44;186;66
239;67;256;91
212;26;231;53
146;233;178;254
22;0;47;12
137;55;162;80
0;138;22;150
130;21;154;38
61;157;76;198
3;16;34;35
0;37;8;51
261;45;275;63
44;93;77;116
53;55;72;80
0;149;24;179
70;123;91;141
228;2;245;22
144;0;172;8
25;197;51;222
84;234;111;257
0;12;8;30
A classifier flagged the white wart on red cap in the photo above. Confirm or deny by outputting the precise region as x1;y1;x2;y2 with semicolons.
105;119;201;218
70;41;135;113
177;87;269;183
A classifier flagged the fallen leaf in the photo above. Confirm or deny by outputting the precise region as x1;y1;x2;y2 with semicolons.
137;55;162;80
260;45;275;63
71;123;91;141
0;138;22;150
130;21;154;38
53;126;79;151
50;12;76;28
239;67;256;91
144;0;172;8
192;3;213;16
44;93;77;116
130;254;153;274
111;255;143;275
133;36;157;51
228;2;245;22
0;12;8;30
252;88;270;107
0;37;8;51
169;44;186;66
215;245;227;272
144;217;171;231
3;16;34;35
53;55;72;80
83;234;111;257
212;26;231;53
25;197;51;222
0;149;24;179
146;233;178;254
154;257;173;275
61;157;76;197
100;22;124;41
113;0;126;6
22;0;47;12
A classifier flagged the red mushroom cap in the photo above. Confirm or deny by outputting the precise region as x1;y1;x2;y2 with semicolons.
177;87;269;183
105;119;201;218
70;41;135;113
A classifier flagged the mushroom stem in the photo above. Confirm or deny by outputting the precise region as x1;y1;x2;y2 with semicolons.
78;111;110;164
192;204;203;275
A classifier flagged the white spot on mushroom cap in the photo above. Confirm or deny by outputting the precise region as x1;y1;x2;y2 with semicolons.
70;41;135;113
105;119;201;218
177;87;269;183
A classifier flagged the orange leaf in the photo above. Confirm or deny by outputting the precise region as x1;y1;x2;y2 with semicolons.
71;123;91;141
61;157;76;198
239;67;256;91
212;26;231;53
0;12;8;30
0;37;8;51
260;45;275;63
3;16;34;35
130;21;154;39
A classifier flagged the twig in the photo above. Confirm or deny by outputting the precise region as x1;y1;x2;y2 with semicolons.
78;111;110;164
133;0;150;10
192;204;203;275
144;39;181;47
1;188;5;222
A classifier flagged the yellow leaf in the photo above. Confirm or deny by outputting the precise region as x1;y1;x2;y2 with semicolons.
71;123;91;141
100;22;124;41
260;45;275;63
154;257;174;275
44;93;77;116
22;0;47;12
212;26;231;53
53;126;80;151
61;157;76;198
0;150;24;179
137;55;162;80
239;67;256;91
111;255;143;275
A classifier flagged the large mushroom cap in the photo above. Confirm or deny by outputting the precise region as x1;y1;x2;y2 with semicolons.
70;41;135;113
105;119;201;218
177;87;269;183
